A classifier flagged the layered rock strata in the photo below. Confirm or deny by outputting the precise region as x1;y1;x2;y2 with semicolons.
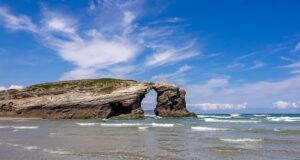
0;78;195;119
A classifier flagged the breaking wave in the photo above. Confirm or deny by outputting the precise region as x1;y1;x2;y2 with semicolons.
254;114;270;117
230;114;240;117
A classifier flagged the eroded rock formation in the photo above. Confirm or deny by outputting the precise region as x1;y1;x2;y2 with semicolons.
0;78;195;119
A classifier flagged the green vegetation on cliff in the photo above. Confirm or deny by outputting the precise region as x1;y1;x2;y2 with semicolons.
0;78;154;100
31;78;138;90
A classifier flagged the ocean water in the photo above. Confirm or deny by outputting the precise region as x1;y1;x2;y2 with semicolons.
0;114;300;160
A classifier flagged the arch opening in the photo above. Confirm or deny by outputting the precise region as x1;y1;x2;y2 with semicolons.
141;89;157;117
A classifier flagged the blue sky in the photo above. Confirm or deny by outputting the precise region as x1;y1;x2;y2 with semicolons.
0;0;300;113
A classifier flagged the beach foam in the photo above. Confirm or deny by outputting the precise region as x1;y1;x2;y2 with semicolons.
11;126;39;129
42;149;72;155
204;118;260;123
191;126;229;131
24;146;40;150
138;126;149;130
151;123;174;127
100;123;143;127
76;123;99;126
220;138;263;143
0;126;9;129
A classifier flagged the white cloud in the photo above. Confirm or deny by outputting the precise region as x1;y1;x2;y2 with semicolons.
152;65;191;81
46;17;76;34
188;102;247;111
0;6;37;32
186;76;300;109
55;38;139;69
0;85;23;91
274;101;300;109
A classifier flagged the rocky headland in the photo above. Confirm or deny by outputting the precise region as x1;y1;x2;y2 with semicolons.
0;78;196;119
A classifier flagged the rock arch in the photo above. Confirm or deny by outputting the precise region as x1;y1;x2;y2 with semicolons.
0;80;196;119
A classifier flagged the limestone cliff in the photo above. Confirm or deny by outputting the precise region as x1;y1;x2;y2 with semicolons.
0;78;196;119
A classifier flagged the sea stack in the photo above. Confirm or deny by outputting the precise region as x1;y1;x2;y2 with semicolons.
0;78;196;119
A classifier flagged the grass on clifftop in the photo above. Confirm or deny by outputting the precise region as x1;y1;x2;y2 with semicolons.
31;78;138;90
0;78;155;100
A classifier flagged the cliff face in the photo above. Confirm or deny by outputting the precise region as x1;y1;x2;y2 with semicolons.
0;78;196;119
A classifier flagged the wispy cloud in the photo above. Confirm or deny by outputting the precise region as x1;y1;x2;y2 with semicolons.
226;62;245;70
293;42;300;52
245;60;266;70
279;61;300;74
146;44;199;66
152;64;191;82
0;6;37;32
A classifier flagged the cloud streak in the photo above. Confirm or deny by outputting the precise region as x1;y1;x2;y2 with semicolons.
152;65;191;82
0;6;37;32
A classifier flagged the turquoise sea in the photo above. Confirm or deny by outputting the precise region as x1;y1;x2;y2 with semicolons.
0;113;300;160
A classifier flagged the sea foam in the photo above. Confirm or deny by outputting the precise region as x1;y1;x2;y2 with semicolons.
100;123;143;127
266;117;300;122
11;126;39;129
138;126;149;130
76;123;99;126
204;118;260;123
42;149;72;155
151;123;174;127
220;138;263;143
191;126;229;131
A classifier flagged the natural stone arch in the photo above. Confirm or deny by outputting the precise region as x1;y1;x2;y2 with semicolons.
0;79;196;119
